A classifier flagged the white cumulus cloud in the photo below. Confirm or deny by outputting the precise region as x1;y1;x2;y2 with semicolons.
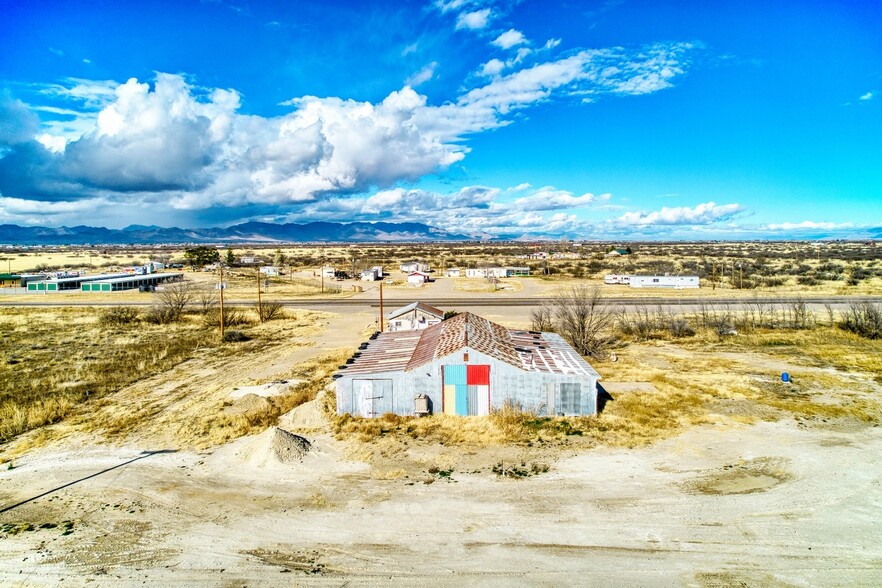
492;29;527;49
764;221;853;231
456;8;491;30
617;201;743;226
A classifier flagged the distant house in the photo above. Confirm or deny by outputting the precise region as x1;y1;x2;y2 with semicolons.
407;271;430;286
334;312;600;418
629;275;699;289
259;266;280;276
606;248;631;257
445;268;462;278
400;261;429;274
387;301;444;332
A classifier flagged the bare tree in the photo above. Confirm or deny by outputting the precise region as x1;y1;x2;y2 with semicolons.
549;285;615;358
195;285;218;314
150;281;196;323
529;305;554;332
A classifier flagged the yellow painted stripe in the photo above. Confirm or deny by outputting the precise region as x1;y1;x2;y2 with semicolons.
444;385;456;415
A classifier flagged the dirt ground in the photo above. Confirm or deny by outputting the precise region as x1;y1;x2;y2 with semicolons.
2;405;882;585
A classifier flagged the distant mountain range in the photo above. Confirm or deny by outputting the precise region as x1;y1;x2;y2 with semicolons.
0;221;480;245
1;221;879;245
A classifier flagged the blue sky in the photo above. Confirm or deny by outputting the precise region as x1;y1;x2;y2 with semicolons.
1;0;880;239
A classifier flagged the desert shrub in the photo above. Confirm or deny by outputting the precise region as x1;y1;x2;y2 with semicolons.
797;275;820;286
762;277;785;287
667;316;695;338
203;307;249;327
839;303;882;339
143;305;180;325
255;300;285;322
98;306;140;326
222;330;250;342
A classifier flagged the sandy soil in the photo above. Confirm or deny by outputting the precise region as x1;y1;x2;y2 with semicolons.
2;406;881;586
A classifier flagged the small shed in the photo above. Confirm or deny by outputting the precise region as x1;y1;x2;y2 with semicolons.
407;271;430;286
388;301;444;332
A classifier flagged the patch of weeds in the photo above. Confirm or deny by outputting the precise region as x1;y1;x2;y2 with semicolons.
222;329;250;343
492;461;550;478
428;466;454;481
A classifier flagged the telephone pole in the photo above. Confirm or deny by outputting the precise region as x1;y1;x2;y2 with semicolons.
218;266;225;341
378;282;384;333
256;268;263;321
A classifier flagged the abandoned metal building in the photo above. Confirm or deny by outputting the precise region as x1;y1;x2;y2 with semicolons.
334;312;600;418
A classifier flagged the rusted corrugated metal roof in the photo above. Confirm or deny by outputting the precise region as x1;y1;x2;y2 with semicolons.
335;312;598;379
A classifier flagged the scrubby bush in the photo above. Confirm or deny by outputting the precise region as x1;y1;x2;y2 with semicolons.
222;330;250;342
143;305;180;325
98;306;140;326
203;307;249;327
839;302;882;339
255;300;285;322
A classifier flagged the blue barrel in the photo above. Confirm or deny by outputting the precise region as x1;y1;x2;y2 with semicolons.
782;372;790;382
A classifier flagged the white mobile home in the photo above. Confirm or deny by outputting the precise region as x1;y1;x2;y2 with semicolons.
400;261;429;273
629;275;699;289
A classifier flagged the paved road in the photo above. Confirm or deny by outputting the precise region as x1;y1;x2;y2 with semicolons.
1;295;880;309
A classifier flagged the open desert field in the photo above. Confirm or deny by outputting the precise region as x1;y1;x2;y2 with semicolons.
2;298;881;585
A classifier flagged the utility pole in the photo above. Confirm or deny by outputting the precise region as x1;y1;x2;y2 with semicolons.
739;264;743;289
218;266;225;341
378;281;384;333
711;260;716;290
256;268;263;322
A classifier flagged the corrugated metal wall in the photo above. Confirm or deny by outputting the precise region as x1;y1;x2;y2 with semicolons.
336;347;598;418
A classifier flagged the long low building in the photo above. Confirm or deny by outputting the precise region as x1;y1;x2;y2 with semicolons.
334;312;600;418
80;272;184;292
27;273;130;292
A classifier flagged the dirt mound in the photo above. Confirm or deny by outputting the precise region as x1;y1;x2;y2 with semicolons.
224;393;271;416
272;428;311;463
279;395;328;431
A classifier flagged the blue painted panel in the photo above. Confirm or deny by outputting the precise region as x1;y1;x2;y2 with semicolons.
456;384;468;415
444;365;467;386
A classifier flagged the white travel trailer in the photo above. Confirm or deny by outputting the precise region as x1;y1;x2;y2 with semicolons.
603;274;630;285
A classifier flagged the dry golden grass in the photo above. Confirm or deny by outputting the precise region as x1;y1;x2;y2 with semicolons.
0;306;342;460
168;349;351;448
0;307;214;444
